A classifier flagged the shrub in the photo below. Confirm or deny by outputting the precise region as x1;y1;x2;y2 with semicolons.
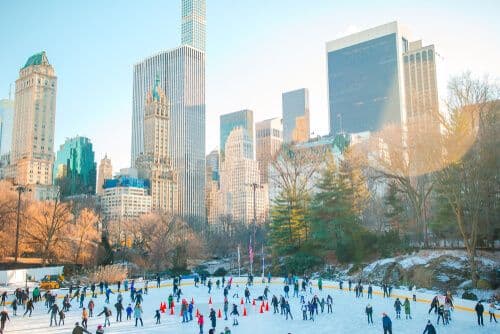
87;264;127;283
462;290;478;301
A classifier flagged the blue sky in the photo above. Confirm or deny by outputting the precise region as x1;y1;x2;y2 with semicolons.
1;0;499;172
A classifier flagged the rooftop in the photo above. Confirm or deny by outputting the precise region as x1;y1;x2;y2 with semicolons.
22;51;50;69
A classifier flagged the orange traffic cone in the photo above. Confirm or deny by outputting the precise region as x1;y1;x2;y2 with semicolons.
196;308;200;317
265;302;269;311
240;298;244;305
208;297;212;305
171;301;175;308
259;304;264;313
170;306;174;315
191;298;194;304
243;307;247;316
252;299;256;306
217;309;222;318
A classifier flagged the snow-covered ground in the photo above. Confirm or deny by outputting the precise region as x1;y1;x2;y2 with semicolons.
3;278;499;334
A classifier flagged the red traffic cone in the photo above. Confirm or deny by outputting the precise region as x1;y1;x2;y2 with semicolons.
265;302;269;311
217;309;222;318
191;298;195;304
252;299;256;306
259;304;264;313
240;298;244;305
195;308;200;317
170;306;174;315
171;301;175;308
243;307;247;316
208;297;212;305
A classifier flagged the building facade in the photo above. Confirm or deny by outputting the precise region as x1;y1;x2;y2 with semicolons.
96;154;112;195
0;97;14;157
282;88;310;143
10;51;57;185
206;149;219;181
101;176;152;221
53;136;96;197
220;109;254;160
255;117;282;184
131;46;205;219
213;128;268;226
181;0;206;52
326;21;410;135
135;77;178;214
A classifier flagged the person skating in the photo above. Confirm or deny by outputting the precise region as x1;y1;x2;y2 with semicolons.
48;303;59;326
326;294;333;313
58;308;66;326
365;304;373;324
308;301;314;321
82;307;89;328
88;300;95;317
283;285;290;298
95;324;104;334
97;306;112;327
394;298;402;319
230;304;239;326
181;299;189;323
301;302;308;320
348;279;352;292
104;288;113;304
156;274;161;288
23;298;34;317
126;304;133;320
0;309;10;332
475;301;484;326
489;302;498;323
79;291;85;308
318;278;323;291
404;297;412;319
134;303;143;327
428;296;439;314
188;300;194;321
223;298;229;320
293;281;299;298
208;279;213;294
271;295;279;313
1;292;7;306
198;313;205;334
436;305;445;325
382;313;392;334
284;300;293;320
368;284;373;299
209;307;217;329
72;321;91;334
11;299;17;316
115;300;123;322
224;326;231;334
155;309;161;324
244;287;250;303
422;320;437;334
319;297;325;313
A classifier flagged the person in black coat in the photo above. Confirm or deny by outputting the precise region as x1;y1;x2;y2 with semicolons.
422;320;436;334
475;301;484;326
365;304;373;324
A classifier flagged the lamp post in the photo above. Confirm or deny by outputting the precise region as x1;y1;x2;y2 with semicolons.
14;185;30;263
248;182;263;275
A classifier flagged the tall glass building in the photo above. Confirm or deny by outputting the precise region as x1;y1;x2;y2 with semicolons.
182;0;206;52
326;21;410;135
282;88;310;143
53;136;97;196
220;109;254;159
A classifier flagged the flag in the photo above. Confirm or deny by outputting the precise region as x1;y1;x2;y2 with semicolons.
237;246;241;267
249;243;254;264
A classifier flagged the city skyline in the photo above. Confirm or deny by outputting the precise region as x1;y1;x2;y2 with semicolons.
0;0;499;172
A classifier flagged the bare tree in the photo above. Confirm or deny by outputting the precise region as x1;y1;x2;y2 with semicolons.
70;208;100;265
0;181;18;260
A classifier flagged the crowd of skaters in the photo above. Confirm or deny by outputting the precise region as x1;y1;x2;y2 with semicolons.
0;272;498;334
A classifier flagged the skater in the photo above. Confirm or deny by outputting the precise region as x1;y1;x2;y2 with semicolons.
58;308;65;326
88;300;95;317
198;313;204;334
318;278;323;291
23;298;34;317
181;299;189;323
11;299;17;316
244;287;250;303
189;300;194;321
105;288;113;304
209;308;216;329
126;304;133;320
382;313;392;334
339;280;343;290
48;303;59;326
134;303;143;327
156;274;161;288
301;302;308;320
326;294;333;313
224;298;229;320
404;297;412;319
0;309;9;332
72;322;91;334
95;324;105;334
271;295;279;313
428;296;439;314
155;309;161;324
436;305;445;325
284;285;290;298
319;298;325;313
412;285;417;302
348;279;352;291
365;304;373;324
208;279;213;294
475;301;484;326
82;307;89;328
97;306;112;327
115;300;123;322
293;281;299;298
489;302;498;323
422;320;437;334
284;300;293;320
394;298;402;319
230;304;239;326
368;284;373;299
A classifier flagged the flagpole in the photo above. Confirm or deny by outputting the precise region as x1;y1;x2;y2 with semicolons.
261;244;264;278
238;245;241;278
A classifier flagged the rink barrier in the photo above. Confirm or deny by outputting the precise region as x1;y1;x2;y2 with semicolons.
1;278;491;315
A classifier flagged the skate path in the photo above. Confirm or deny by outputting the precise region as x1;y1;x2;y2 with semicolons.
3;278;498;334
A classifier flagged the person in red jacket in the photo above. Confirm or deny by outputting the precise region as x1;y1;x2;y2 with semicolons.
198;313;204;334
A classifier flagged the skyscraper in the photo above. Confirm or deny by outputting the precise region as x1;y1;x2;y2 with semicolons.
0;97;14;157
10;51;57;185
181;0;206;51
255;117;282;184
206;149;219;181
282;88;310;143
326;21;410;135
220;109;254;159
215;127;268;226
97;154;113;195
53;136;97;197
136;77;178;214
403;40;440;130
131;0;206;219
